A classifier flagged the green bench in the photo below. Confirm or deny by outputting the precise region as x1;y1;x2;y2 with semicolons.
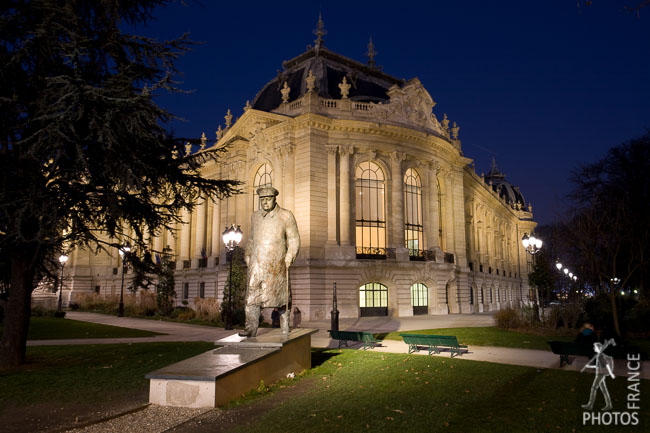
400;333;468;357
547;340;594;367
328;330;379;350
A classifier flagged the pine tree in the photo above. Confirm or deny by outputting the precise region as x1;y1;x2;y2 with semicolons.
0;1;239;368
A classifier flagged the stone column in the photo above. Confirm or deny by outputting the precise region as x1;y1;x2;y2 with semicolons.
284;144;296;212
274;148;284;206
210;198;221;259
326;145;338;245
179;208;190;262
427;162;441;250
194;197;207;259
153;229;163;253
390;152;407;260
339;145;353;246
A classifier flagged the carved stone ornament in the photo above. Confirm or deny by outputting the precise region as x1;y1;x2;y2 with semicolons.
247;122;272;163
216;125;223;140
200;132;207;150
281;81;291;103
338;76;351;99
305;70;316;92
184;141;192;156
244;100;251;111
374;78;442;134
451;122;460;140
225;109;233;128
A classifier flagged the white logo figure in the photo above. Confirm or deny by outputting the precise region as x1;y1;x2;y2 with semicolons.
581;339;616;411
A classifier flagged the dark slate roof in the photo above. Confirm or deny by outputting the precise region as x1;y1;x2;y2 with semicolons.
251;46;405;111
484;158;526;206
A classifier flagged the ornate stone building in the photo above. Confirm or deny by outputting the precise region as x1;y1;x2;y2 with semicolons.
60;25;537;320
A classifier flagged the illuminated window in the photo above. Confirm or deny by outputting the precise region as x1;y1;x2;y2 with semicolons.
355;161;386;258
410;283;428;316
359;282;388;309
404;169;424;259
253;163;273;211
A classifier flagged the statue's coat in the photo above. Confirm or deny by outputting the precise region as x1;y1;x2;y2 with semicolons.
244;204;300;307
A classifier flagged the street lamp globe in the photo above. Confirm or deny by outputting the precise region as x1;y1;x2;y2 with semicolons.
556;262;562;271
222;224;243;331
57;254;69;312
117;243;130;317
564;268;569;275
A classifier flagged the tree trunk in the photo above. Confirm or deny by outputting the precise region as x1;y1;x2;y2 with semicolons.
0;246;38;369
609;292;621;337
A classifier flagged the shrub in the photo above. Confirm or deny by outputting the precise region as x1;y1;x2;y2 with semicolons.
194;297;221;322
31;307;65;318
494;306;522;329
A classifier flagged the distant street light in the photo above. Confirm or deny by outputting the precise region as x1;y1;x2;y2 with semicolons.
117;243;131;317
57;254;69;312
222;224;243;331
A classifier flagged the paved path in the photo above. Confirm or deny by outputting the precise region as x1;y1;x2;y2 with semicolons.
30;311;649;379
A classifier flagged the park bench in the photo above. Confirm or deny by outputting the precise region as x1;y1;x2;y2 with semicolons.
400;333;468;357
547;340;594;367
328;330;379;350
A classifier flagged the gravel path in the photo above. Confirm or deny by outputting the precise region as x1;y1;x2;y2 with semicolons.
64;405;214;433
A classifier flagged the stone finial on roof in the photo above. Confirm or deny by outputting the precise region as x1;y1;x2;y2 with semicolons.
200;132;207;150
451;122;460;140
339;76;351;99
281;81;291;103
216;125;223;140
185;141;192;156
366;35;377;67
244;100;251;111
313;13;327;52
225;109;233;128
305;69;316;93
442;113;450;136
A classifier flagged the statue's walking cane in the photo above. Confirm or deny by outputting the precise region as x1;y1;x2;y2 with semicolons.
285;263;290;333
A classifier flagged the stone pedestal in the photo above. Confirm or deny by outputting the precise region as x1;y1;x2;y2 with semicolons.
146;328;317;408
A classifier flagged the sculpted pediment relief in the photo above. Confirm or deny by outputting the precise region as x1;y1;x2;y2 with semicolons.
374;78;443;134
247;121;273;162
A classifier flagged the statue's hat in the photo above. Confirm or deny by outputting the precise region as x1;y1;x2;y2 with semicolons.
257;186;279;197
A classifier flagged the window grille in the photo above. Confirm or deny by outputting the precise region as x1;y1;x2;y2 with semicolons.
404;169;424;259
355;161;386;258
252;163;273;211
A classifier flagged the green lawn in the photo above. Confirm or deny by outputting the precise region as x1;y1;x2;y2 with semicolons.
379;327;574;350
0;342;214;410
233;349;649;433
0;317;163;340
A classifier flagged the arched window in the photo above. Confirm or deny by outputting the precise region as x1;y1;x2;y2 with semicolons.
355;161;386;258
359;282;388;317
253;164;273;211
410;283;428;315
404;168;424;259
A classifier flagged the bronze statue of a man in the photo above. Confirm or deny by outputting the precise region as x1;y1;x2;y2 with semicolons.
239;186;300;337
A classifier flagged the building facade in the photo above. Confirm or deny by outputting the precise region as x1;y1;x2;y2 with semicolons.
59;34;537;320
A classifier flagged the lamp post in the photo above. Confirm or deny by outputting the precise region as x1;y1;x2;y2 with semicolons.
521;233;542;316
222;224;243;331
57;254;69;312
331;282;339;332
117;243;131;317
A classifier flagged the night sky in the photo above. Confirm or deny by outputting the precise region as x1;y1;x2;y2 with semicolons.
141;1;650;226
